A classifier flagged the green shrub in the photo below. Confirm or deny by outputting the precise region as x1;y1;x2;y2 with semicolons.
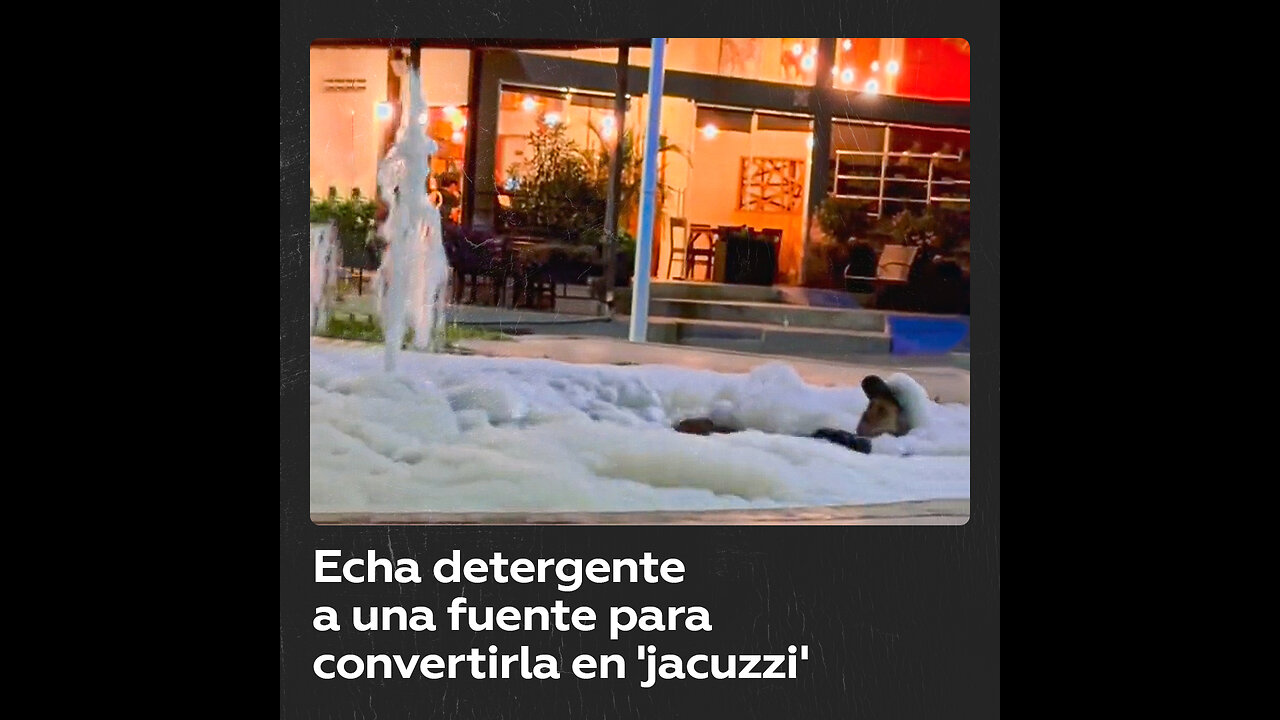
506;122;684;247
816;197;874;243
310;188;379;269
876;206;969;252
506;125;602;242
315;314;509;346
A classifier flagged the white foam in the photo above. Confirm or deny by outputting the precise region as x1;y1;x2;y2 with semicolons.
309;342;970;513
308;223;338;334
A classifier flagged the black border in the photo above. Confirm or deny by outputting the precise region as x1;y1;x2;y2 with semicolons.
283;3;998;717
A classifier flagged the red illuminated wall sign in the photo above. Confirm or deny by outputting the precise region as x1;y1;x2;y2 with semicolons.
895;38;971;102
831;38;969;101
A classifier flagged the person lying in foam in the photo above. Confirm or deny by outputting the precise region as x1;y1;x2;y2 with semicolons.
672;375;922;455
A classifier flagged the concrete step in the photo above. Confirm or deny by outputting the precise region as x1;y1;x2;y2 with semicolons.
650;280;784;304
551;296;608;316
650;298;887;333
646;317;892;358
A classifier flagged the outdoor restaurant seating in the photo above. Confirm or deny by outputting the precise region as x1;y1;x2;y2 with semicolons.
443;223;507;305
843;243;918;294
666;217;690;279
443;220;632;310
683;223;717;280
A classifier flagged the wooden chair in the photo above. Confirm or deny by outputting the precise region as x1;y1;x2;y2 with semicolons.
685;224;717;280
666;217;690;279
485;236;518;308
445;229;499;305
520;262;558;310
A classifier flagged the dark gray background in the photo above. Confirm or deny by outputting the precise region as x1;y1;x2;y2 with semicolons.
281;3;1000;717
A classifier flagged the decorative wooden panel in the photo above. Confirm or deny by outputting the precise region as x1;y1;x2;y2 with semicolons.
739;157;805;212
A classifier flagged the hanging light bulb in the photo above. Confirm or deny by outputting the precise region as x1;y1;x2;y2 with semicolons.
886;60;900;75
864;79;879;95
841;68;854;84
870;60;880;72
521;96;537;113
801;54;815;71
451;130;464;144
842;39;852;51
701;124;719;140
791;42;803;57
544;112;562;126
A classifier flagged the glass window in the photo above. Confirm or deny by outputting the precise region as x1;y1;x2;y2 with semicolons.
830;122;886;202
694;107;753;134
495;85;640;190
830;120;969;216
424;105;469;182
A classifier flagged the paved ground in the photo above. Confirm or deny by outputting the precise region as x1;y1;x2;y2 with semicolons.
331;292;609;327
312;499;969;525
451;334;970;404
331;293;967;372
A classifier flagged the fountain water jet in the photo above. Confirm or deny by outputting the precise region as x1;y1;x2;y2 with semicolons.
309;221;339;334
375;63;451;372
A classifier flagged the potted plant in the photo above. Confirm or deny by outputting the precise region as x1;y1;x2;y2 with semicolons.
816;196;874;244
309;188;378;270
505;124;599;241
614;230;637;286
808;197;874;289
586;123;687;276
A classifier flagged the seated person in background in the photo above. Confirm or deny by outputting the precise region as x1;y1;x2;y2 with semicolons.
427;176;443;210
440;177;462;223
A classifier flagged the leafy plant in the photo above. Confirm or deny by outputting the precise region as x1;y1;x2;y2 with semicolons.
505;124;602;242
315;314;509;347
506;121;687;251
310;188;379;269
816;197;874;243
584;124;686;233
615;230;637;266
876;206;969;252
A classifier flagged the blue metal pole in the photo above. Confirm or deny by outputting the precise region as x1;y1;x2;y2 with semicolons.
628;37;667;343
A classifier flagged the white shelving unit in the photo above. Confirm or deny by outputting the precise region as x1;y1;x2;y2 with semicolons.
833;143;969;216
